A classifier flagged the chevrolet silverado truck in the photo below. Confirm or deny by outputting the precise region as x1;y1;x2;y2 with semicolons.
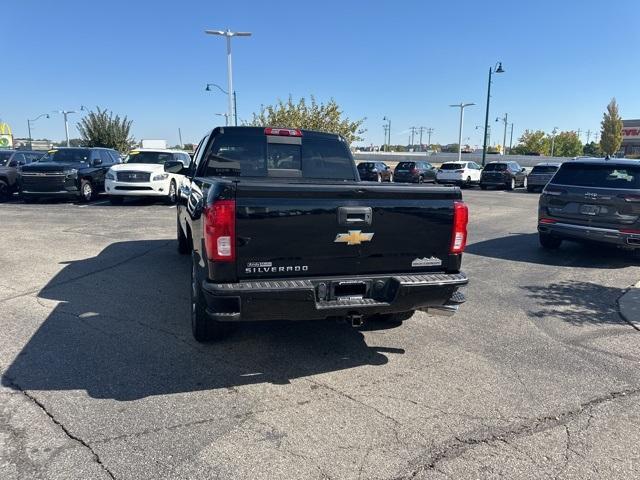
172;127;469;342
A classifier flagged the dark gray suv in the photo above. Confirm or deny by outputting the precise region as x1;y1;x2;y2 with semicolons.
538;159;640;255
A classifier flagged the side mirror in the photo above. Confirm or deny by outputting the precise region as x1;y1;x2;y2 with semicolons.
164;160;184;174
93;158;102;166
521;168;526;172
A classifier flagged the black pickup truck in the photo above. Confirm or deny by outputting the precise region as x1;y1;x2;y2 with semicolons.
172;127;468;341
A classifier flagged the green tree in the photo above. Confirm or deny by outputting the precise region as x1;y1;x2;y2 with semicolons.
76;107;135;153
248;96;365;144
515;130;549;155
599;98;623;156
583;141;602;157
552;131;583;157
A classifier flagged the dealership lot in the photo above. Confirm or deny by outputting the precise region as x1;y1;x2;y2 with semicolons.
1;190;640;479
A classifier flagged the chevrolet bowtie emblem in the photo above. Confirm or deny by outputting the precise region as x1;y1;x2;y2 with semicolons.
334;230;374;245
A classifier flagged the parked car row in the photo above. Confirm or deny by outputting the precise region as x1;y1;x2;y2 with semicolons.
357;161;438;183
0;146;192;204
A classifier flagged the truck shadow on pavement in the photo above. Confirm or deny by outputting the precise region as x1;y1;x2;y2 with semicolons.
2;240;402;401
522;281;628;326
466;233;635;269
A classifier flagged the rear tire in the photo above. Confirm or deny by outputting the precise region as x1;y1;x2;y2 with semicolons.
0;180;9;201
539;233;562;250
191;253;230;342
109;196;123;205
177;218;190;254
465;176;472;188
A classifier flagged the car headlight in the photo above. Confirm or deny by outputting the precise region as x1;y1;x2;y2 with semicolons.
106;170;116;180
65;168;78;178
152;173;169;181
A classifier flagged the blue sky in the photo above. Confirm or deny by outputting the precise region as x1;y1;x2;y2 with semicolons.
4;0;639;147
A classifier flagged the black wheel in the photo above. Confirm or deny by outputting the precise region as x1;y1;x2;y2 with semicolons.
506;178;515;191
165;180;177;205
465;176;472;188
177;218;190;254
109;196;123;205
539;233;562;250
80;179;94;202
0;180;9;201
480;185;488;190
191;253;230;342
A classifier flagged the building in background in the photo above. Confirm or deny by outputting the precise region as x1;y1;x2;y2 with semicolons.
622;119;640;156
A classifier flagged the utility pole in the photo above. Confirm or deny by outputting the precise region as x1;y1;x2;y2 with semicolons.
426;128;434;148
550;127;559;157
409;126;418;147
383;116;391;152
576;128;582;141
417;126;426;149
509;123;514;154
586;129;592;143
450;103;475;162
382;124;389;152
205;28;252;125
178;128;183;148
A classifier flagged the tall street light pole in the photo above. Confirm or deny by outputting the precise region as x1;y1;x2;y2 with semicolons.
481;62;505;166
496;113;509;155
509;123;514;154
449;103;475;162
550;127;559;157
27;113;50;149
55;109;80;147
205;28;252;125
206;83;238;126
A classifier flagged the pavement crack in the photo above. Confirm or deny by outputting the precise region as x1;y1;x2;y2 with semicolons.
393;386;640;479
1;375;116;479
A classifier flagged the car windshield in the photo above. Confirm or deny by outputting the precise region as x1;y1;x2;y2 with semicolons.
126;151;174;164
39;149;91;163
484;163;507;171
396;162;415;169
551;163;640;189
358;163;376;170
0;151;13;166
531;165;559;174
440;163;463;170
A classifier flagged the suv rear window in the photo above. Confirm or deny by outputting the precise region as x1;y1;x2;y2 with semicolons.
357;163;375;170
483;163;507;171
531;165;559;174
396;162;415;170
204;134;355;180
551;163;640;189
440;163;463;170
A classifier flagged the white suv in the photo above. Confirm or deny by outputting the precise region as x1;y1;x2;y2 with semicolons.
436;161;482;187
105;149;191;204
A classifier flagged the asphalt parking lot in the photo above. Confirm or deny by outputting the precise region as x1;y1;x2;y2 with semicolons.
1;189;640;480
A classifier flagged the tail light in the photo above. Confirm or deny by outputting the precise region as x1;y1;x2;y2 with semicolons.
620;228;640;234
450;201;468;254
264;127;302;137
539;217;557;224
203;200;236;262
622;194;640;203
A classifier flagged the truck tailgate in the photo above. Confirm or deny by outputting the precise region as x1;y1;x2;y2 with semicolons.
235;182;461;279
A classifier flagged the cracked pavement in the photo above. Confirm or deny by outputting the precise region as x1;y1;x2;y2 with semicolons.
1;191;639;479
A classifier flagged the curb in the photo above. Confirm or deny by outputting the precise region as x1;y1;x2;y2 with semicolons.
618;281;640;330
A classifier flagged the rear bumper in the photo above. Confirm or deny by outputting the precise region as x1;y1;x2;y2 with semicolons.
201;272;468;322
538;221;640;248
393;175;420;183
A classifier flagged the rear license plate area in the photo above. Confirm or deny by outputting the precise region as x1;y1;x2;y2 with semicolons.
580;204;600;216
333;281;369;300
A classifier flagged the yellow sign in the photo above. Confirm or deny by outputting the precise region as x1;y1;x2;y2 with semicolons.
334;230;374;246
0;122;12;149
